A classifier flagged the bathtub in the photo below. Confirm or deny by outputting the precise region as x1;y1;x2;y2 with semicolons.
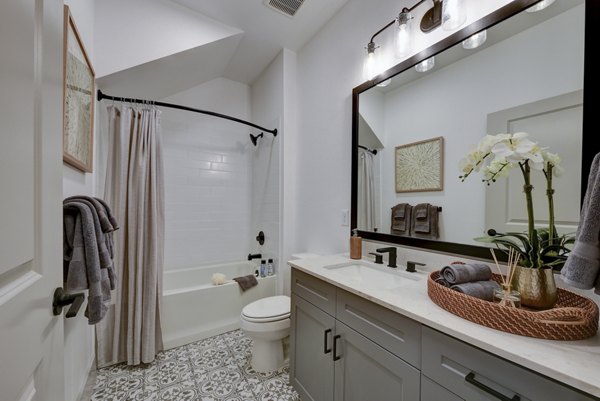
162;261;276;349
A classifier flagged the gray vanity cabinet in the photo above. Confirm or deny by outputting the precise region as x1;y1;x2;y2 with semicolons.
421;375;464;401
290;268;421;401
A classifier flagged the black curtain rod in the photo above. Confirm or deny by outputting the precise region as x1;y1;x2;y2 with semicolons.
358;145;377;155
97;90;277;136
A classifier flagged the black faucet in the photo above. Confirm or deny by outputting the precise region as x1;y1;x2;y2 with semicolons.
375;247;397;268
248;253;262;261
406;261;425;273
369;252;383;264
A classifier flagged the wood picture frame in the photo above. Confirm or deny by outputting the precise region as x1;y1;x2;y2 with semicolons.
395;136;444;193
63;5;95;173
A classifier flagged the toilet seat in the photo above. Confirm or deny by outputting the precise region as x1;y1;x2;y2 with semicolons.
241;295;290;323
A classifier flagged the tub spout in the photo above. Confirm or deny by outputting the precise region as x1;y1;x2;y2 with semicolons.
248;253;262;261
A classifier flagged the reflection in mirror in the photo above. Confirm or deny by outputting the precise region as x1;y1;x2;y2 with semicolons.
356;0;584;251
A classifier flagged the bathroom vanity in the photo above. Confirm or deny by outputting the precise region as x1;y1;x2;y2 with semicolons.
288;256;600;401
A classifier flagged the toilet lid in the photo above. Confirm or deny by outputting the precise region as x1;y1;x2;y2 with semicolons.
242;295;290;322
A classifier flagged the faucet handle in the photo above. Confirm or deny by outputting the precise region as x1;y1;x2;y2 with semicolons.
369;252;383;264
406;261;425;273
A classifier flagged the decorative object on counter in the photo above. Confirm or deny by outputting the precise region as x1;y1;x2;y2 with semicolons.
211;273;227;285
350;228;362;259
490;249;521;308
233;274;258;292
410;203;440;239
441;262;492;284
390;203;412;236
395;136;444;193
459;131;575;308
428;271;599;341
561;152;600;295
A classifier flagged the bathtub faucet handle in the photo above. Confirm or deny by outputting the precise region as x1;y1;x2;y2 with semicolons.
248;253;262;261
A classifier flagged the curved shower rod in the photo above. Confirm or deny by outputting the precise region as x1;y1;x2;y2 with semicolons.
97;90;278;136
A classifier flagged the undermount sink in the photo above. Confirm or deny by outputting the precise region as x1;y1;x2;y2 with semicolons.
323;260;421;290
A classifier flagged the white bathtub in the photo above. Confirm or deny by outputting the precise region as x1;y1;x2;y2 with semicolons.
162;261;276;349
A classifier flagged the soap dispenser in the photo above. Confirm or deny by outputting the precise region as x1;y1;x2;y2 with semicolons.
350;228;362;260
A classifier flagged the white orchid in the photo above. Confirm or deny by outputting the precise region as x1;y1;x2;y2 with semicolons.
490;132;544;169
543;151;563;177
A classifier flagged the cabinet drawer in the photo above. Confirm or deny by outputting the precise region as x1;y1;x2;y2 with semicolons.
421;375;464;401
291;268;336;316
421;327;595;401
336;289;421;368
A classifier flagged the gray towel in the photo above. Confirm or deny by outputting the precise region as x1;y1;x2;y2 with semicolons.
441;263;492;285
233;275;258;292
562;153;600;294
65;200;112;270
391;203;412;235
434;276;450;287
65;195;119;233
411;203;440;239
451;280;500;301
63;201;114;324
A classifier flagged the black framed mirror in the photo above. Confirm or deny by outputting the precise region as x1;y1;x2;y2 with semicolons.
351;0;598;261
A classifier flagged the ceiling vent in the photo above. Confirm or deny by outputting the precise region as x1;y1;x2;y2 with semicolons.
263;0;305;17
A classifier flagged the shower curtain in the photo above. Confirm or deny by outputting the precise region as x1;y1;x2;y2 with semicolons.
358;148;377;231
96;104;165;366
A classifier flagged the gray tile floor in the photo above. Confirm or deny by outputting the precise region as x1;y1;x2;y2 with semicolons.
88;329;299;401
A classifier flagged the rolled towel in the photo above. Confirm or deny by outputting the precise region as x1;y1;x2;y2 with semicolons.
233;274;258;292
451;280;500;301
212;273;227;285
441;262;492;285
434;276;450;287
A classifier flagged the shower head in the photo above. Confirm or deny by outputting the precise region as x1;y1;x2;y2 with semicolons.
250;132;264;146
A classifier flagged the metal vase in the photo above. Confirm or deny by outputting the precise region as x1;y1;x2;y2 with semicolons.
511;266;557;309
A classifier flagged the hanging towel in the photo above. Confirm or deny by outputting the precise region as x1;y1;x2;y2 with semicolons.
233;275;258;292
65;195;119;232
391;203;412;235
63;201;115;324
562;152;600;294
441;262;492;285
410;203;440;239
451;281;500;301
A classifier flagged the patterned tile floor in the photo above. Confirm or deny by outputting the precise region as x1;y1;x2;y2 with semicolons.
90;330;300;401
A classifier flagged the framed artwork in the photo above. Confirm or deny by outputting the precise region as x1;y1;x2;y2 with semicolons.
63;5;95;172
395;136;444;193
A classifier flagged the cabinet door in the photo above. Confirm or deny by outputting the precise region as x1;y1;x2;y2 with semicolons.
290;294;335;401
334;321;420;401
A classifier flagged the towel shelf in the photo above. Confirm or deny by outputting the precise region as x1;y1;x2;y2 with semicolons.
52;287;85;318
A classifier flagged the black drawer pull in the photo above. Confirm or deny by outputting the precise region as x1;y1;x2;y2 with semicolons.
324;329;332;354
333;334;342;361
465;372;520;401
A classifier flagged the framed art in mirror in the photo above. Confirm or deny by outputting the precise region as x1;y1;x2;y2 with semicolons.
395;136;443;193
63;5;95;173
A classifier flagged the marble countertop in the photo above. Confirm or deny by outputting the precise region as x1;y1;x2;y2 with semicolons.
289;254;600;398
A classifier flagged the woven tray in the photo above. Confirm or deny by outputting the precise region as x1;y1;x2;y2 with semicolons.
428;271;599;341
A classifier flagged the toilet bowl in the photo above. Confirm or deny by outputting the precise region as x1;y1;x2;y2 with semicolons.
240;295;291;373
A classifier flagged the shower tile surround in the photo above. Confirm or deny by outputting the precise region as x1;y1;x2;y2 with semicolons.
89;329;298;401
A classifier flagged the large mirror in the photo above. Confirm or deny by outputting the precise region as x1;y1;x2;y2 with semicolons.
351;0;597;260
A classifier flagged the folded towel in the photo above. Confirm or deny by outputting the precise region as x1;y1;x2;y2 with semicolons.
410;203;440;239
434;276;450;287
414;203;428;219
391;203;412;235
233;275;258;292
562;152;600;294
451;280;500;301
441;262;492;285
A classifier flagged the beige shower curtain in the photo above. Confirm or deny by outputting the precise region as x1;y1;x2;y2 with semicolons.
96;104;165;366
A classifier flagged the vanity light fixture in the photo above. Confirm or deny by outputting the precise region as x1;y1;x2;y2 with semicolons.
377;79;391;87
462;29;487;49
415;56;435;72
526;0;555;13
362;0;467;82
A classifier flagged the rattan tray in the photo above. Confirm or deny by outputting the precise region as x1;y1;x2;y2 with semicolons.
427;271;599;340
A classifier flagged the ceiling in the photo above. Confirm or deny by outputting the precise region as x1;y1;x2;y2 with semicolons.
169;0;349;84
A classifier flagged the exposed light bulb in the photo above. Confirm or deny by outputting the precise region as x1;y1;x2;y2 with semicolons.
415;57;435;73
394;12;412;58
526;0;555;13
363;50;378;81
462;30;487;50
442;0;467;31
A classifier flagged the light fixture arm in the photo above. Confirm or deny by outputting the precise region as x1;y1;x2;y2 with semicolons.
366;0;433;47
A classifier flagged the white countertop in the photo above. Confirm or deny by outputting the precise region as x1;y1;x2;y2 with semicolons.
289;254;600;398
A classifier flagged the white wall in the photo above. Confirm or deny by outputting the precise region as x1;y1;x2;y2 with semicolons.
62;1;96;401
93;0;240;78
161;78;253;269
377;5;584;244
294;0;530;256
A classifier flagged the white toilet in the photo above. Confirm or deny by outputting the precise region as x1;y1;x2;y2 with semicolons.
240;295;291;373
